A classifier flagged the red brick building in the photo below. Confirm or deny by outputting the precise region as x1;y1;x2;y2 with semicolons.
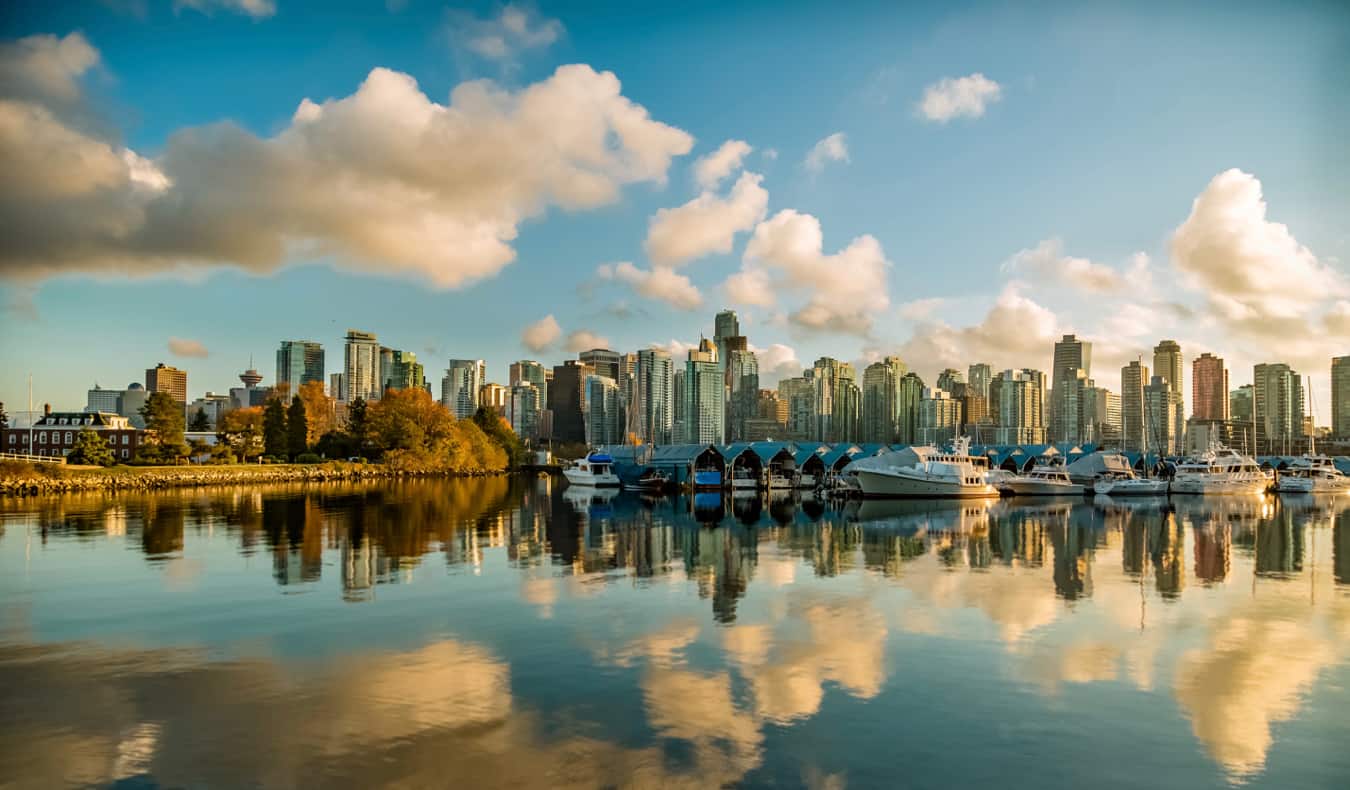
3;411;147;462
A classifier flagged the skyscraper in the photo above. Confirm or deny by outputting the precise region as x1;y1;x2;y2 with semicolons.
991;369;1045;445
919;387;962;444
548;360;594;445
634;348;673;444
1085;387;1122;447
342;330;380;402
276;341;325;391
968;363;992;401
778;375;814;441
897;372;925;444
726;347;759;441
145;362;188;404
381;349;425;393
861;356;906;443
936;368;964;393
1121;360;1149;452
1230;385;1255;454
1144;375;1183;454
441;359;484;419
1191;353;1228;421
1153;340;1184;395
1050;334;1091;444
1333;356;1350;440
578;349;622;382
713;310;739;352
811;357;858;443
507;383;540;443
510;360;549;410
582;374;623;446
1253;363;1305;454
685;339;724;444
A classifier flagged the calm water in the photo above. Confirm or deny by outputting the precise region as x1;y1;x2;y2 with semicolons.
1;478;1348;790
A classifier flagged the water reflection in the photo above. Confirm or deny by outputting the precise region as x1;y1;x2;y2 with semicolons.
1;481;1348;788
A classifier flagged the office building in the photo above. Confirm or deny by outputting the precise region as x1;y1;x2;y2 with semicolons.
633;348;674;445
507;383;540;443
936;368;964;393
548;360;594;445
811;357;859;443
583;374;623;446
1050;335;1091;444
276;341;324;391
1253;363;1305;454
683;339;724;444
479;382;508;412
510;360;549;417
146;363;187;405
381;349;425;393
991;368;1045;445
726;347;759;441
1153;340;1184;396
86;384;124;414
861;357;906;443
968;363;992;401
897;372;925;445
779;375;815;441
441;359;485;419
1144;375;1183;454
1121;360;1149;452
1333;356;1350;440
1191;353;1228;421
342;330;381;402
187;393;232;428
579;349;622;383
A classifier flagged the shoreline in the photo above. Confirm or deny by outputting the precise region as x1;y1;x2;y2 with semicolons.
0;462;513;497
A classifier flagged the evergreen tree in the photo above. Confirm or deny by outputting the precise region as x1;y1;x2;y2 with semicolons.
189;408;210;432
287;395;309;457
263;398;288;458
346;396;368;455
139;391;186;462
0;401;8;431
68;429;115;466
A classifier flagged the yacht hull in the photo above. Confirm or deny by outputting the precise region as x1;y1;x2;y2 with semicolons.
1095;479;1169;496
855;468;999;499
1276;478;1350;494
1170;476;1267;495
998;479;1085;496
563;469;621;487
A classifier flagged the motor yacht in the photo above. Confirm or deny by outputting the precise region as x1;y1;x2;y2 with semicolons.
997;460;1085;496
1170;445;1268;495
850;437;999;499
1093;473;1169;496
1275;455;1350;494
562;452;621;487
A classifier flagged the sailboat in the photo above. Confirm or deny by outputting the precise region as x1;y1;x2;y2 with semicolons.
1276;376;1350;494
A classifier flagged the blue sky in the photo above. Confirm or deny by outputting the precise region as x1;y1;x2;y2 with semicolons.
1;0;1347;421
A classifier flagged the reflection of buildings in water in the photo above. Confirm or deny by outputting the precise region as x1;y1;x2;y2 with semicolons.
138;501;186;559
341;536;377;602
1150;514;1185;599
859;531;926;577
1193;524;1231;585
1338;519;1350;586
104;505;127;537
1049;513;1094;601
987;506;1047;568
682;525;756;624
1254;514;1303;579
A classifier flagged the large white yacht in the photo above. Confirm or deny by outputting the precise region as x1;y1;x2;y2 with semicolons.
1170;445;1268;495
849;437;999;499
562;452;621;487
1275;455;1350;494
997;460;1084;496
1093;474;1169;496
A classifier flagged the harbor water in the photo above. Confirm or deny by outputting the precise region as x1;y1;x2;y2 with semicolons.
1;477;1348;788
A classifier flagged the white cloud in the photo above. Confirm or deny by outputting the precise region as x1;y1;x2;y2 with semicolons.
0;41;694;288
723;266;775;307
730;209;891;335
521;314;561;352
693;139;753;190
917;73;1002;122
644;171;768;266
749;342;803;382
803;132;848;173
897;297;948;321
1000;238;1149;294
0;32;99;107
167;337;209;358
1171;168;1347;329
597;261;702;311
898;282;1060;380
565;329;610;353
175;0;277;19
450;3;563;61
649;338;696;358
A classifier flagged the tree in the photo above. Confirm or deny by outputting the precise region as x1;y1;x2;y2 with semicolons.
189;408;210;432
346;396;369;455
67;429;115;466
0;401;8;431
217;406;264;462
297;381;335;445
287;395;308;457
139;391;186;463
187;437;211;462
263;398;288;459
472;406;525;467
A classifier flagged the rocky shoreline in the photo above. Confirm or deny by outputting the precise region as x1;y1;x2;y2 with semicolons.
0;464;510;497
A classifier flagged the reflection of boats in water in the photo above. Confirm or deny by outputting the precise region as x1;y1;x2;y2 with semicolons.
562;452;621;488
849;438;998;499
850;497;992;533
562;485;619;516
1093;475;1169;496
1169;493;1268;524
1092;493;1171;513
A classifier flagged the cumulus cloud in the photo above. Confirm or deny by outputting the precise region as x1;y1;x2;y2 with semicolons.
1171;168;1347;330
521;314;561;352
917;73;1002;122
167;337;209;358
0;32;100;108
174;0;276;19
722;266;775;308
565;329;610;353
448;3;563;60
729;209;891;335
898;297;948;321
649;338;696;358
898;282;1060;379
0;40;693;288
1000;238;1150;294
644;171;769;267
693;139;753;190
803;132;848;173
749;342;803;382
596;261;702;310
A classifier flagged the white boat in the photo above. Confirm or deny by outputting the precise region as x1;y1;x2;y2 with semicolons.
767;472;794;490
1170;445;1268;495
997;461;1084;496
850;437;999;499
730;467;760;490
1276;455;1350;494
795;473;818;489
562;452;621;487
1094;474;1169;496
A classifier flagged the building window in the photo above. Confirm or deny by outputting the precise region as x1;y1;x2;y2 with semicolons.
65;432;73;444
121;449;128;459
122;435;129;445
6;435;12;445
38;432;46;443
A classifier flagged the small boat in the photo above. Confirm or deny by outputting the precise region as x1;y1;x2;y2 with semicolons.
1170;445;1267;495
1094;474;1169;496
1276;455;1350;494
850;437;999;499
997;460;1084;496
562;452;621;488
730;467;760;490
624;468;670;493
767;472;794;490
795;473;818;489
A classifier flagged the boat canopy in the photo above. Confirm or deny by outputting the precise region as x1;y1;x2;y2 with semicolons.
1064;451;1134;480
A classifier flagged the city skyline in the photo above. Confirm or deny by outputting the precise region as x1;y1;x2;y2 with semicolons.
1;2;1348;423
